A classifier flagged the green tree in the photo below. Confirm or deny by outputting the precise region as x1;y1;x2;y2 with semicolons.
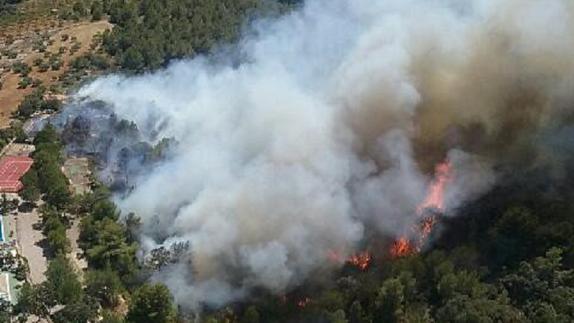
14;282;50;319
45;254;83;305
348;301;369;323
500;248;574;323
102;310;125;323
72;0;88;17
33;123;60;146
30;125;71;210
46;223;70;254
241;306;260;323
102;0;269;71
86;267;124;307
435;294;525;323
374;273;432;323
489;207;540;267
91;1;104;21
41;205;71;254
20;168;40;202
52;300;98;323
126;283;177;323
82;216;138;279
326;309;348;323
121;47;144;71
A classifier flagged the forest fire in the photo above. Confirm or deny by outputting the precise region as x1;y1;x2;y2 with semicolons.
391;160;453;257
327;162;453;262
390;237;415;257
417;161;452;213
326;250;372;270
347;251;372;270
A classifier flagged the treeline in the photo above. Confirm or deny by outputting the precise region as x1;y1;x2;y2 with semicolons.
4;0;296;73
216;247;573;323
19;125;71;257
16;252;175;323
14;189;177;322
14;126;178;322
21;125;70;209
0;121;26;151
4;0;299;71
15;87;62;120
59;0;295;71
101;0;264;71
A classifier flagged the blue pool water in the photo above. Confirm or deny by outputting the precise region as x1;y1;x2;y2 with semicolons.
0;216;3;241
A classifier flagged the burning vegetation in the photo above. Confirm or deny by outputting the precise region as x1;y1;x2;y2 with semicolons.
391;160;453;258
64;0;574;313
14;0;574;322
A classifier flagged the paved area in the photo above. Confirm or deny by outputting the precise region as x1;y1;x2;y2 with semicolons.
13;207;47;284
2;143;35;157
0;273;9;303
0;212;11;303
1;213;20;304
68;219;87;275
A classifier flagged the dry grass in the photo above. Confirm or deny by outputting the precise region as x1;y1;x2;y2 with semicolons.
0;20;112;127
63;157;91;195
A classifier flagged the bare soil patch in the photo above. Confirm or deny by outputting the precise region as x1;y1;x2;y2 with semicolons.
63;157;91;195
0;20;112;127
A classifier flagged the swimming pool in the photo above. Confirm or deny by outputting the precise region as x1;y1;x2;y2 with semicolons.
0;215;3;242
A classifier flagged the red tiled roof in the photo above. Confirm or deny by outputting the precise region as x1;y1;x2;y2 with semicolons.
0;156;33;193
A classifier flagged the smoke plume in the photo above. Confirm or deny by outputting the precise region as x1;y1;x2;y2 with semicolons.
64;0;574;309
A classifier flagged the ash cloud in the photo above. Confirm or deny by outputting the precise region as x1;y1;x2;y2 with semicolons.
60;0;574;309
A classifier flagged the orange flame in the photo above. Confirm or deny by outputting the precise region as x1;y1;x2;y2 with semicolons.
347;251;372;270
417;161;452;213
420;216;436;241
391;160;453;258
326;249;372;270
390;237;415;257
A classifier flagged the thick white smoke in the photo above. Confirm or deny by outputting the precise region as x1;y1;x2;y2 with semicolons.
74;0;574;309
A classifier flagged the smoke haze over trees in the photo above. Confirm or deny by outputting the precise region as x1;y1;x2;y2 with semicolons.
10;0;574;321
57;0;574;314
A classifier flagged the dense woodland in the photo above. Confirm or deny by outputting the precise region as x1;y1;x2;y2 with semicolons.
102;0;265;70
2;0;574;322
213;166;574;323
12;0;297;71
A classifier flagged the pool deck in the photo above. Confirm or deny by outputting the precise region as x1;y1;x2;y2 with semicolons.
0;214;12;304
0;212;4;241
0;212;23;304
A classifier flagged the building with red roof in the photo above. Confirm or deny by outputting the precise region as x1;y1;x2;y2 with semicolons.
0;156;33;193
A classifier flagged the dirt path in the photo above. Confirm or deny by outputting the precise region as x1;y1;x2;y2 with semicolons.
0;20;112;127
68;218;87;276
15;207;47;284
